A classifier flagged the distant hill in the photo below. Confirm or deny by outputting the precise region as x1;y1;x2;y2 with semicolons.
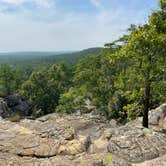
0;47;102;67
0;51;75;57
41;47;102;65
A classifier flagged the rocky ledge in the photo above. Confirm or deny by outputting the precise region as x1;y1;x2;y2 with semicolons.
0;104;166;166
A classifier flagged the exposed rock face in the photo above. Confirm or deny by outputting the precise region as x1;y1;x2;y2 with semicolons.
149;103;166;130
107;124;166;163
0;110;166;166
133;155;166;166
0;94;32;118
0;98;9;116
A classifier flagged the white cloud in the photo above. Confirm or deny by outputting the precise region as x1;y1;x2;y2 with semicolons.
0;11;114;51
0;0;157;51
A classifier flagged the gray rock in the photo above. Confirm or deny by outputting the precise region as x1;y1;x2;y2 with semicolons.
37;113;57;122
149;103;166;130
107;124;166;163
5;94;22;107
109;119;118;128
149;110;161;125
133;154;166;166
0;94;32;118
0;104;166;165
0;98;10;118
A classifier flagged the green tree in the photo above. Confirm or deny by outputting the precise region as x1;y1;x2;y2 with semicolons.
58;49;124;119
0;64;14;95
159;0;166;10
120;24;166;127
57;87;85;114
20;64;72;115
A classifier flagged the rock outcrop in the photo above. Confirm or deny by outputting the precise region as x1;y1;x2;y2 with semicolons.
149;103;166;131
133;154;166;166
0;106;166;166
0;98;9;116
0;94;32;118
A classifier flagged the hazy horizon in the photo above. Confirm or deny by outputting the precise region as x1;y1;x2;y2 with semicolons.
0;0;158;51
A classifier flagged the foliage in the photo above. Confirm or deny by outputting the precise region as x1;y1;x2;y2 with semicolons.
0;64;23;96
0;0;165;126
20;64;73;115
9;114;22;122
57;1;166;125
126;25;165;127
0;48;102;68
57;87;86;114
58;50;125;120
159;0;166;9
105;155;113;165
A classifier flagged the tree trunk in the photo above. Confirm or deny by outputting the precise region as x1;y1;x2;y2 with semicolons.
142;81;150;128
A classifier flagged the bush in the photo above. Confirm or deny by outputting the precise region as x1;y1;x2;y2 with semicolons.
57;87;86;114
9;114;22;122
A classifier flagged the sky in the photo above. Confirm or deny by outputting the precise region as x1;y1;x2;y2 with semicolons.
0;0;159;51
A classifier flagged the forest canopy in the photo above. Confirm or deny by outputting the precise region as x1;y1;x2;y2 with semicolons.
0;0;165;128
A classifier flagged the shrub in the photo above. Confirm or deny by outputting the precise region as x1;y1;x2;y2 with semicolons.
9;114;22;122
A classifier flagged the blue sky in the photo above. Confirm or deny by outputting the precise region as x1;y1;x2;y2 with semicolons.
0;0;159;51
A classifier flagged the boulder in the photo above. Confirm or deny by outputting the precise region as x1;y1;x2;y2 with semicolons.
12;100;32;116
0;98;10;118
107;124;166;163
149;103;166;130
0;94;32;118
5;94;23;107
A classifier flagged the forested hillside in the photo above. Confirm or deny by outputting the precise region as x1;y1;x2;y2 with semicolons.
0;47;102;67
0;0;166;129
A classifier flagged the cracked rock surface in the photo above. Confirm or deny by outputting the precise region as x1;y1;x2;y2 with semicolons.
0;105;166;165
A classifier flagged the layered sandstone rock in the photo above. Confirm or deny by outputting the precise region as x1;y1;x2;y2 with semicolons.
0;105;166;165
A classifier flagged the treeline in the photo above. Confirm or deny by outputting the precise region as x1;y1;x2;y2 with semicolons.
0;0;166;127
0;48;102;67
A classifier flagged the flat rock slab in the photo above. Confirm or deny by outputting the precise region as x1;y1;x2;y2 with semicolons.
0;113;166;165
